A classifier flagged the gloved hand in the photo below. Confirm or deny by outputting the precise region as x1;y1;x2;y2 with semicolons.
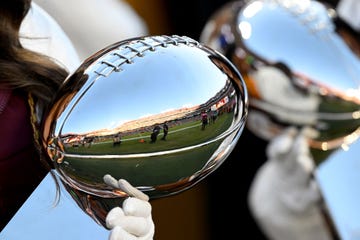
337;0;360;31
104;175;154;240
248;127;333;240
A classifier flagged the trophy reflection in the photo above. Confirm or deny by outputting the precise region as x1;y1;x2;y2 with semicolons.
41;35;248;227
200;0;360;164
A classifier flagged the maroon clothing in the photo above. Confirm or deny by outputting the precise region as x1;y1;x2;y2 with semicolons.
0;90;47;231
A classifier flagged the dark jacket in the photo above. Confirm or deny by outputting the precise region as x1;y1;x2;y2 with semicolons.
0;90;47;231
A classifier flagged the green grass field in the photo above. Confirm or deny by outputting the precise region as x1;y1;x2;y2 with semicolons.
58;112;237;197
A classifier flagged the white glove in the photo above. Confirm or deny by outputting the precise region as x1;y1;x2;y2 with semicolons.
248;127;333;240
104;175;154;240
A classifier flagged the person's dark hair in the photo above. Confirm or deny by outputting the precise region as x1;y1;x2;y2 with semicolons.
0;0;68;102
0;0;68;198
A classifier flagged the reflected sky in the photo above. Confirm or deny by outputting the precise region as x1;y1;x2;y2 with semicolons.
58;45;228;135
238;0;360;93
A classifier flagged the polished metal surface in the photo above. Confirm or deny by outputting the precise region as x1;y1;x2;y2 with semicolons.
200;0;360;158
42;35;248;207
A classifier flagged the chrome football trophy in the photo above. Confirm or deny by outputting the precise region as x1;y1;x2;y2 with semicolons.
200;0;360;163
41;35;248;226
200;0;360;239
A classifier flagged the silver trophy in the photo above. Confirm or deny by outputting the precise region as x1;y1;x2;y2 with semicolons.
200;0;360;238
41;35;248;227
200;0;360;164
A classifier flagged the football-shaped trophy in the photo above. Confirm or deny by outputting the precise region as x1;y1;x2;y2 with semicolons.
41;35;248;226
200;0;360;163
